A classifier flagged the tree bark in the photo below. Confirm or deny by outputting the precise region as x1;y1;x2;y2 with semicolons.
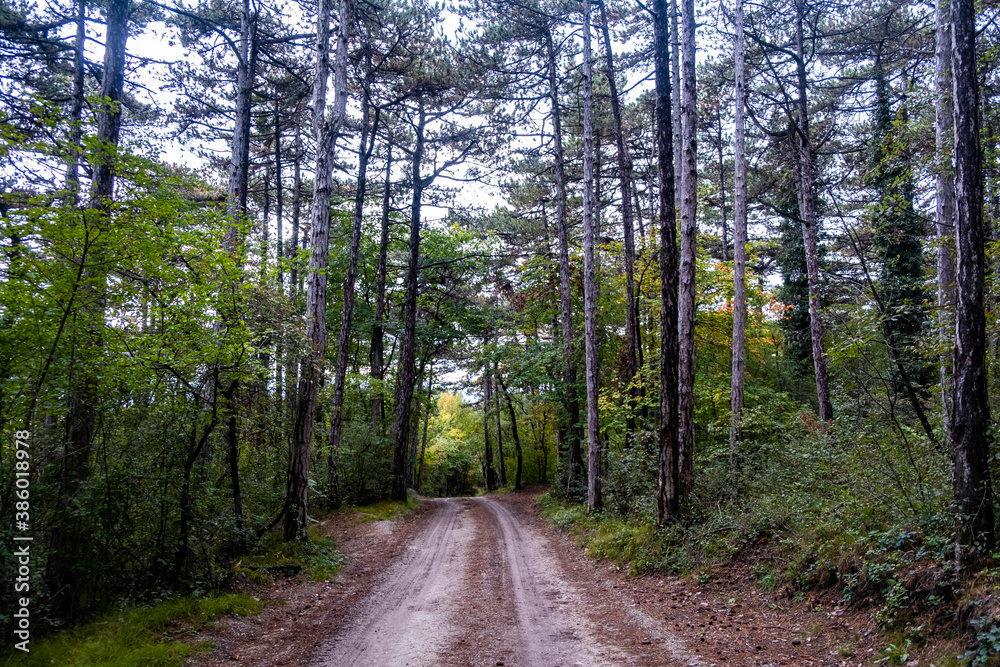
597;0;640;441
286;0;353;541
290;126;302;293
498;373;524;491
653;0;680;525
729;0;748;460
51;0;129;620
224;0;257;253
581;0;602;511
494;370;508;487
670;0;681;200
717;124;727;262
483;360;497;490
371;145;393;432
328;94;379;510
65;0;86;198
677;0;697;497
389;103;426;501
793;0;833;423
935;0;956;443
416;365;432;493
274;102;284;400
545;29;585;491
950;0;996;553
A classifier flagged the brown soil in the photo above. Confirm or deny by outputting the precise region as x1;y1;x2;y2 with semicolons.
188;491;918;667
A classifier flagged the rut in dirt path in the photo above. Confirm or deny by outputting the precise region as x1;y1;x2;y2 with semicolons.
309;497;475;666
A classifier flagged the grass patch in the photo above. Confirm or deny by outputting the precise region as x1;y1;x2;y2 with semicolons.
0;593;261;667
241;525;344;582
536;492;679;574
350;494;419;523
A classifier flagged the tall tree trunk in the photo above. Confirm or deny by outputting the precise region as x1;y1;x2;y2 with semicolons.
290;126;302;293
493;369;507;487
717;124;728;262
328;95;379;510
407;404;420;489
223;383;243;533
286;0;353;541
545;29;585;492
274;102;284;400
793;0;833;423
598;0;640;441
677;0;697;497
670;0;682;200
950;0;996;553
581;0;602;512
729;0;748;460
65;0;86;198
220;0;258;535
390;103;426;501
498;374;524;491
285;127;302;431
653;0;680;525
225;0;257;253
371;145;392;432
483;360;496;490
935;0;956;442
50;0;129;620
416;365;432;493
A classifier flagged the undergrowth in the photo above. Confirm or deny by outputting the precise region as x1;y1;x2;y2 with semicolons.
0;593;261;667
238;524;346;583
349;495;420;523
541;403;1000;665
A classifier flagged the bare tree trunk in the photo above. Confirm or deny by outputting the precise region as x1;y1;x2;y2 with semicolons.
670;0;681;200
483;362;496;490
416;365;432;493
793;0;833;423
390;103;426;501
653;0;680;525
677;0;697;497
494;372;507;487
50;0;129;620
371;145;392;432
545;29;586;492
225;0;257;253
950;0;996;554
598;0;640;441
936;0;957;443
498;374;524;491
717;125;728;262
286;0;353;541
219;0;260;536
290;126;302;293
729;0;748;460
274;102;284;400
407;405;420;489
328;94;379;510
65;0;86;198
580;0;602;511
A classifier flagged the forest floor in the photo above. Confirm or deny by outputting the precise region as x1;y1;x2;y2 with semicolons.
188;490;911;667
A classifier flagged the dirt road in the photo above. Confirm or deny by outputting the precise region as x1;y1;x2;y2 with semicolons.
197;493;869;667
309;496;701;667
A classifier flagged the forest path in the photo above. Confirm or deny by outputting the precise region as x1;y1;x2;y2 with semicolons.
309;495;701;667
194;491;863;667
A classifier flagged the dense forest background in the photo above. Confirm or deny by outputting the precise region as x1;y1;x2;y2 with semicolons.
3;0;1000;659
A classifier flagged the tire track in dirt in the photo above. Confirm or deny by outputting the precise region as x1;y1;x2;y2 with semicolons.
309;497;476;666
475;495;613;666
